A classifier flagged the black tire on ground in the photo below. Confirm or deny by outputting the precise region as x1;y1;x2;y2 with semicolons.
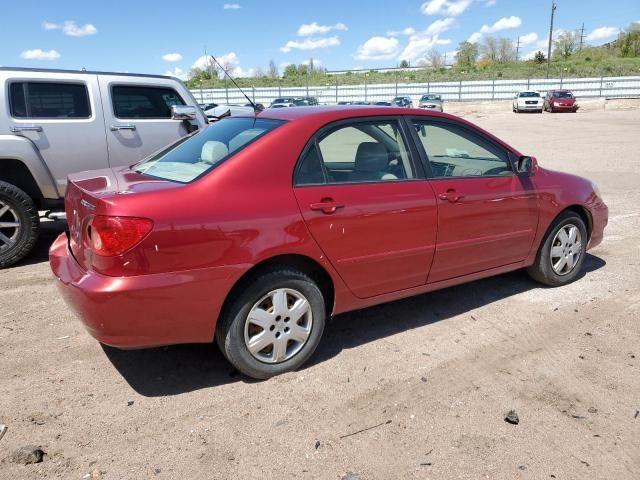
527;211;588;287
0;181;40;268
216;268;326;379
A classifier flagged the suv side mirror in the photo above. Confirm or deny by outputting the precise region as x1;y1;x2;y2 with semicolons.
517;156;537;175
171;105;197;120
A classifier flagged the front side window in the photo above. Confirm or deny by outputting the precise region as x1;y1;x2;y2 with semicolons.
134;117;284;183
112;86;185;119
295;120;415;185
9;82;90;119
412;120;512;178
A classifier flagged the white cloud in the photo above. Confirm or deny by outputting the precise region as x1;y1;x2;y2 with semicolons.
297;22;347;36
483;0;496;6
43;20;97;37
479;16;522;34
387;27;416;37
521;49;540;61
426;17;455;35
586;26;620;42
191;52;246;77
355;36;401;60
223;3;240;9
164;67;188;80
519;32;538;46
468;32;483;43
20;49;61;60
421;0;472;17
398;34;451;62
162;52;183;62
280;36;340;53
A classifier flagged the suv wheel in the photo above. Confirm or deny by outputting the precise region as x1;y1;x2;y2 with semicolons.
0;181;40;268
216;268;326;379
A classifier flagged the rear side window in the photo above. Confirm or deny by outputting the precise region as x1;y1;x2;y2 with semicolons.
112;86;185;119
9;82;91;118
134;117;285;183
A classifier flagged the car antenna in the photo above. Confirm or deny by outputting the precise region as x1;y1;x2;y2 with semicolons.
209;55;263;113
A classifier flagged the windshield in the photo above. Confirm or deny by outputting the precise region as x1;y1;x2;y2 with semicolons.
553;91;574;98
421;95;441;101
519;92;540;98
134;117;285;183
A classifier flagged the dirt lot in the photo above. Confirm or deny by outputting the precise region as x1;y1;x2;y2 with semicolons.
1;109;639;480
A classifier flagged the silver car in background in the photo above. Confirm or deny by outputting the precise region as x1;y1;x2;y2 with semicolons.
418;94;444;112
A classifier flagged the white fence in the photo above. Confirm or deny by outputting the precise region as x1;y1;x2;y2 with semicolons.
190;75;640;106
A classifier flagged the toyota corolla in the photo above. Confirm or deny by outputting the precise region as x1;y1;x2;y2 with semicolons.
50;106;607;379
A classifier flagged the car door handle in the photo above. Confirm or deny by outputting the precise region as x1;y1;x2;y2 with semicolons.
438;189;465;203
309;199;344;214
10;125;43;133
110;124;137;131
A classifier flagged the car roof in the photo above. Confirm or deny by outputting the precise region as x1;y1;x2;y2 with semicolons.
248;105;445;122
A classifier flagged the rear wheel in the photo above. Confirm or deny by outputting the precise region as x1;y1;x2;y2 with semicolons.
527;211;587;287
216;268;326;379
0;181;40;268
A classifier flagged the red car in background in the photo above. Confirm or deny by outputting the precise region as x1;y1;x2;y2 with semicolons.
50;106;607;379
544;89;580;112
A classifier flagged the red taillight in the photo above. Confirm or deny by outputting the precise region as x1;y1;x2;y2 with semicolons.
89;216;153;257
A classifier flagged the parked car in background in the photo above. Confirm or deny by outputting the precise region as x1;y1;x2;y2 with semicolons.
418;94;443;112
373;101;392;106
353;101;370;105
50;105;607;379
392;96;413;108
204;104;254;120
270;98;296;108
199;103;217;111
544;90;579;113
512;91;544;113
337;101;353;105
0;67;207;268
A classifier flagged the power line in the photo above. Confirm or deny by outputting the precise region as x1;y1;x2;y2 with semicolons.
546;0;557;78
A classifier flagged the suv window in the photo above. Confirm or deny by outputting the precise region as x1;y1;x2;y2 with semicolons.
412;120;512;178
112;86;185;119
9;82;91;119
295;120;415;185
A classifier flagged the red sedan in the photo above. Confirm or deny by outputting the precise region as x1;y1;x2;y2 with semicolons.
544;89;579;112
50;106;607;379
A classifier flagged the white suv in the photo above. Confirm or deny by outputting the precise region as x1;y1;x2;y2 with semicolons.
512;91;544;113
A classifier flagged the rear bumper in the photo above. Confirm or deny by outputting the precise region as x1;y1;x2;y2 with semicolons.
49;232;242;348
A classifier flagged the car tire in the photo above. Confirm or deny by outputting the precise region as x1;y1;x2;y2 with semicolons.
0;181;40;269
216;268;326;379
527;211;588;287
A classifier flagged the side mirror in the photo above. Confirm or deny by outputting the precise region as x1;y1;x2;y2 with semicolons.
171;105;197;120
517;156;538;175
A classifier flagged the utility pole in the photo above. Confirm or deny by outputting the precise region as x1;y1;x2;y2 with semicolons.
515;37;521;61
443;52;447;66
546;0;557;78
578;22;585;51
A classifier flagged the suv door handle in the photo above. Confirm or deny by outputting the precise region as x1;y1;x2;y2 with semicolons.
10;125;43;133
309;198;344;214
110;124;137;131
438;189;465;203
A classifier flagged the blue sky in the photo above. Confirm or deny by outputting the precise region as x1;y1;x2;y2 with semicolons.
1;0;638;78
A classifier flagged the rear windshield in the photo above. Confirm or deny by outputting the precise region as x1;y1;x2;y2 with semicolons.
519;92;540;97
134;117;285;183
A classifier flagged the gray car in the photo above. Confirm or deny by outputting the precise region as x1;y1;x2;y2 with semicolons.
418;94;444;112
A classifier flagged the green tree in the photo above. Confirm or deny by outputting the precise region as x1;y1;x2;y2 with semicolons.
533;51;546;64
553;31;579;59
399;59;410;68
455;41;479;67
619;24;640;57
283;64;299;77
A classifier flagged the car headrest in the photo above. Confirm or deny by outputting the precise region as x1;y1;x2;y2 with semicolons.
354;142;389;172
201;141;229;165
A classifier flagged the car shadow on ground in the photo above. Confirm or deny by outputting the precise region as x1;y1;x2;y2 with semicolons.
103;254;605;397
13;219;67;267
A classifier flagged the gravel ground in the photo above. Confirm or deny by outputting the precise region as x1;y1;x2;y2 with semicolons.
1;109;639;480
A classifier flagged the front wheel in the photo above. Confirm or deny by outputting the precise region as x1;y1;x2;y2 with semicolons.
0;181;40;268
216;268;326;379
527;212;588;287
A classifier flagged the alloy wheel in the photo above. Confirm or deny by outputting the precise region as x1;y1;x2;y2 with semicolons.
244;288;313;363
550;224;582;276
0;200;21;254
